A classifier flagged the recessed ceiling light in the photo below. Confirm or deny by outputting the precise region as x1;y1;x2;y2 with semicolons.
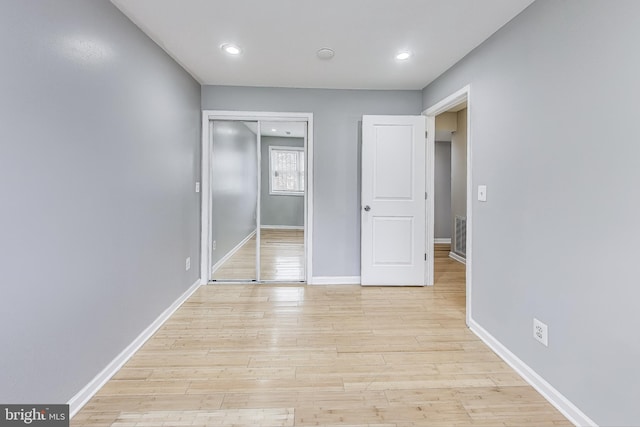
221;43;242;55
396;51;411;60
316;47;335;60
271;128;277;132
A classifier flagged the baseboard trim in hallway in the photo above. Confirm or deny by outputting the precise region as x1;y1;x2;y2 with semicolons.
67;278;201;418
434;238;452;244
449;251;466;265
260;225;304;230
309;276;361;285
469;319;596;427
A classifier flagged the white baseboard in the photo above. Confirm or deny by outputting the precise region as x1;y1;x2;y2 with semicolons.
468;319;596;427
211;230;256;275
309;276;361;285
68;278;201;418
260;225;304;230
434;238;452;244
449;251;466;264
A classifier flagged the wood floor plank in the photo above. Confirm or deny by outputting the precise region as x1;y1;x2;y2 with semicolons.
72;246;570;426
110;408;295;427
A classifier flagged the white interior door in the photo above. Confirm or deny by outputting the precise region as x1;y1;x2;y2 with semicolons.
361;115;426;286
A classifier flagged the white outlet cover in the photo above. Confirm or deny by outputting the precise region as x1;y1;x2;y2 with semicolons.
185;257;191;271
195;182;200;193
478;185;487;202
533;318;548;347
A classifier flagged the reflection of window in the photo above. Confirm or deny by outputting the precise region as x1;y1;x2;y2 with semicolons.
269;146;304;196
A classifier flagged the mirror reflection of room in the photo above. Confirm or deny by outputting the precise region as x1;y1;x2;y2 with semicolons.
210;120;258;281
259;122;305;282
210;120;306;282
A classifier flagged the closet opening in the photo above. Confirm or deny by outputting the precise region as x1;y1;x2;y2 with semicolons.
200;111;313;284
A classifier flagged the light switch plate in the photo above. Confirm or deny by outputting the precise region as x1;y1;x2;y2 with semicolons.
478;185;487;202
195;182;200;193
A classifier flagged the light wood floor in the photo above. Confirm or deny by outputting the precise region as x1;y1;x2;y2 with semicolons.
212;229;304;282
73;245;570;426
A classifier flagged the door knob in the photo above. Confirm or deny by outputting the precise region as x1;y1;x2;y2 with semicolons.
364;205;371;212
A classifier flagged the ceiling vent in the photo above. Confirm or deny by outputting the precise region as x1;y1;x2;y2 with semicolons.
316;48;335;60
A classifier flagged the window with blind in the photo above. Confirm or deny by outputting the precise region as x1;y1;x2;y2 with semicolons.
269;146;305;196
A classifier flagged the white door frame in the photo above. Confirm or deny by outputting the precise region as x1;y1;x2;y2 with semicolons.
423;85;472;326
200;110;314;284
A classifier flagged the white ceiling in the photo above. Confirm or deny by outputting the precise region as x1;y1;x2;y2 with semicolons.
260;122;306;138
111;0;534;90
244;121;306;138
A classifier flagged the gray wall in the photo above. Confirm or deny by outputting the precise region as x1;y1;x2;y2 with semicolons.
422;1;640;425
210;121;258;268
261;136;304;227
434;141;452;239
202;86;422;277
0;1;201;403
450;109;467;245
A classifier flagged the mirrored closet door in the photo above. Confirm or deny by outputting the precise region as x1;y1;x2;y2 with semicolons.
209;120;258;281
259;122;306;282
208;119;307;283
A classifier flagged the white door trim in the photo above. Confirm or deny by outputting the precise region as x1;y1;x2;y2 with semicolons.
256;121;262;281
423;85;472;325
425;115;435;287
200;110;314;284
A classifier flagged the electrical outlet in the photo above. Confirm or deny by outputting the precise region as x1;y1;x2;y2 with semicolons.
195;182;200;193
212;240;216;250
185;257;191;271
533;318;548;347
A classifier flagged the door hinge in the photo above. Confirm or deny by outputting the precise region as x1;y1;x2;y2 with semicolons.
425;192;428;200
425;253;427;261
425;131;428;138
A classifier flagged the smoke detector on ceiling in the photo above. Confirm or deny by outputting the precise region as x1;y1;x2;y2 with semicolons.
316;48;335;60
